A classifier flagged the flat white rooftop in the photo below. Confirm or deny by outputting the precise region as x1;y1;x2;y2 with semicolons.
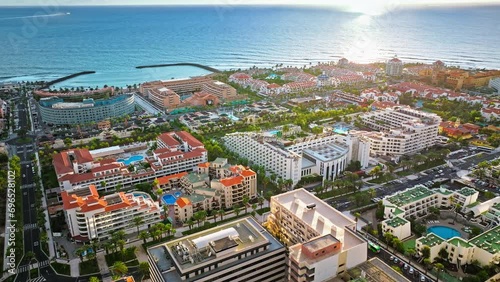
272;188;355;236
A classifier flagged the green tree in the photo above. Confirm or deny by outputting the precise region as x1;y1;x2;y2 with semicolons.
438;248;449;262
434;262;444;282
423;258;432;274
133;216;144;235
111;261;128;276
139;261;150;277
89;277;100;282
139;231;150;244
233;205;241;217
422;246;431;259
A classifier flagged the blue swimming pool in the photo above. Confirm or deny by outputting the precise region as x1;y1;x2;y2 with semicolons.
133;192;151;199
428;226;461;240
162;194;179;205
117;155;144;165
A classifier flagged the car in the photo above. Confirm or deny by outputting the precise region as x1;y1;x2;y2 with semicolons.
394;258;399;264
409;267;414;275
26;164;29;168
421;275;426;281
22;174;25;177
399;261;404;267
403;263;409;270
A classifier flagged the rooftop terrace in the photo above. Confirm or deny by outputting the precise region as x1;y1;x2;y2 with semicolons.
456;187;478;197
448;237;473;248
384;217;409;228
386;185;435;207
469;225;500;255
418;233;444;247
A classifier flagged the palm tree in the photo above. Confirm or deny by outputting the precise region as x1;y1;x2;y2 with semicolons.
139;231;150;244
111;261;128;277
434;262;444;282
116;239;126;253
392;238;401;254
186;219;194;230
423;258;432;274
258;197;264;210
406;248;416;266
233;205;241;217
218;209;225;221
75;247;85;262
242;195;250;214
139;261;150;278
133;216;144;235
384;232;393;252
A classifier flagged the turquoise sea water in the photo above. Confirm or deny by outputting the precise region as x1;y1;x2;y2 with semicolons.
0;5;499;87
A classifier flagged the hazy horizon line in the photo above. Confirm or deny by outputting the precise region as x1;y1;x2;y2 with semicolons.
1;2;499;8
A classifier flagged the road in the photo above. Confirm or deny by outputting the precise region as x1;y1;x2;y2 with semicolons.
10;95;73;282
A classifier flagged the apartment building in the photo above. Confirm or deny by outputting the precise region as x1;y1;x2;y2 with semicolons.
157;158;257;224
61;185;161;241
386;57;403;76
223;132;302;185
147;217;286;282
357;106;441;156
201;80;237;100
267;188;367;281
140;77;212;95
147;87;181;109
53;131;207;192
382;185;479;239
223;131;370;186
415;226;500;267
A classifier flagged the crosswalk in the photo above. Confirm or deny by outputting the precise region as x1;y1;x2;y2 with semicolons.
38;260;49;268
28;277;46;282
18;264;29;273
24;223;38;230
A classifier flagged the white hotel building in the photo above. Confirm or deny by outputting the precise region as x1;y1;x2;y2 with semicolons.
267;188;367;281
223;131;370;185
62;185;161;241
357;106;441;156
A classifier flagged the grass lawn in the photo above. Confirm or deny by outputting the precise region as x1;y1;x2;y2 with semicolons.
402;239;416;252
79;259;100;275
51;262;71;275
125;259;139;267
105;249;137;266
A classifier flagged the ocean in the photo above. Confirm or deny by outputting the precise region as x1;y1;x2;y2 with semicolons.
0;5;499;88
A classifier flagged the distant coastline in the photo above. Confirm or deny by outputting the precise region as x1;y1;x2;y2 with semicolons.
136;63;221;73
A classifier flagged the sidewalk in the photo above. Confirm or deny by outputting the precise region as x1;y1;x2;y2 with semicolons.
96;251;112;282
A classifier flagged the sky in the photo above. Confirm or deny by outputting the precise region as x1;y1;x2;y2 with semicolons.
3;0;500;7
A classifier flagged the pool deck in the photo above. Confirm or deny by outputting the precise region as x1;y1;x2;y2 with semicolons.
425;220;468;239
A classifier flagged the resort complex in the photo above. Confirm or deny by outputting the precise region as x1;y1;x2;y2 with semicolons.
382;185;479;239
357;106;442;156
140;76;237;110
223;130;370;185
61;185;161;241
52;131;207;192
39;94;136;125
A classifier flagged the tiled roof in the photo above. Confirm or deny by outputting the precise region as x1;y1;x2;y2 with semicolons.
220;175;244;187
176;197;191;208
175;131;204;148
74;149;93;163
157;172;188;185
157;132;181;147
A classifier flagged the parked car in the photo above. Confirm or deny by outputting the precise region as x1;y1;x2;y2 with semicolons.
421;275;426;281
409;267;414;275
389;256;394;261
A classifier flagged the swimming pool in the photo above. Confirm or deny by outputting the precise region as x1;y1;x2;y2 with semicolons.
428;226;461;240
333;126;350;135
117;155;144;165
133;192;151;199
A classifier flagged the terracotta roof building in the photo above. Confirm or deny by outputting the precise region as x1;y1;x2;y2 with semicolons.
61;185;161;241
